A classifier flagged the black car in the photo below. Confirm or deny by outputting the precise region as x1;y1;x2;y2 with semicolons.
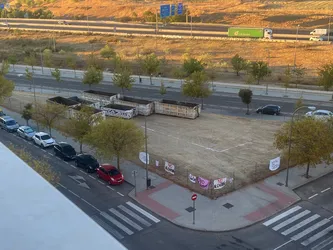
54;142;77;161
256;105;281;115
75;154;99;173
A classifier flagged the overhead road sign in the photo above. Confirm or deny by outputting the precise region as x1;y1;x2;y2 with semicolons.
171;4;176;16
177;3;183;15
160;4;171;19
0;3;4;9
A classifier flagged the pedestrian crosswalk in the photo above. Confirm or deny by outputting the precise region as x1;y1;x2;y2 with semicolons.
263;205;333;250
92;201;160;240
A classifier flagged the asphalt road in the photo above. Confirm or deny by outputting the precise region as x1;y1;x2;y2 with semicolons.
8;74;332;119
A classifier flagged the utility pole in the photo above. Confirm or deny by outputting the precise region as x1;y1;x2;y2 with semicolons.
145;116;149;189
293;25;300;69
328;16;331;43
190;16;193;37
86;0;89;33
40;48;44;74
265;48;270;95
155;11;158;34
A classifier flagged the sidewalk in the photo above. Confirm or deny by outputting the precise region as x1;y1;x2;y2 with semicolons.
7;64;333;102
2;98;333;232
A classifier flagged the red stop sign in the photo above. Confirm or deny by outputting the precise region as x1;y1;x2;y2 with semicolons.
191;194;197;201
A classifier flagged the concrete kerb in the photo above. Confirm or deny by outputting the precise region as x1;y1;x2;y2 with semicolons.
291;167;333;191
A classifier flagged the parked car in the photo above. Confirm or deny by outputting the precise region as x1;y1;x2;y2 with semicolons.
32;132;55;148
75;153;99;172
256;105;281;115
305;110;333;120
17;126;35;140
54;142;77;160
96;164;124;185
0;116;19;132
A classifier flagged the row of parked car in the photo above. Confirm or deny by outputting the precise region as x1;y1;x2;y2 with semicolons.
0;112;124;186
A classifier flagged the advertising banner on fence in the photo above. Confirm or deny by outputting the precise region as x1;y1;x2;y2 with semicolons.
156;160;159;168
213;178;227;189
269;156;280;171
164;161;175;174
198;177;210;189
139;152;149;164
189;173;196;183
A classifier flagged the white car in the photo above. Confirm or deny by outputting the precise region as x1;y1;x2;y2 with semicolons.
32;132;56;148
309;36;324;41
17;126;35;140
305;110;333;120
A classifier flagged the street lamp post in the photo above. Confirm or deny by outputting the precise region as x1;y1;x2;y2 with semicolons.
190;16;193;37
293;25;300;69
328;16;331;43
144;115;149;190
285;105;316;187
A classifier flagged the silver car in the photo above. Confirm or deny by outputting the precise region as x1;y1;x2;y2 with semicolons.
17;126;35;140
0;116;19;132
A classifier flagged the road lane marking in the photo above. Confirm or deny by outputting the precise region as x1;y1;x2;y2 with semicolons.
70;165;76;169
302;224;333;246
309;194;318;200
100;212;134;235
89;175;96;180
311;235;333;250
263;206;302;226
98;180;104;184
273;240;293;250
282;214;320;236
68;190;80;198
92;215;124;240
118;205;152;227
109;208;143;231
272;210;311;231
65;162;69;165
79;170;86;174
42;149;46;152
48;152;53;156
107;186;114;190
80;198;101;213
126;201;160;223
57;183;67;189
117;192;124;197
328;215;333;220
321;187;331;193
291;219;330;241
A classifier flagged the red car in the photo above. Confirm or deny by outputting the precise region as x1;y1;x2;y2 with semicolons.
96;164;124;185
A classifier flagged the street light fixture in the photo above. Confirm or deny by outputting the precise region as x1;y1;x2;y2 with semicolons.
285;105;316;187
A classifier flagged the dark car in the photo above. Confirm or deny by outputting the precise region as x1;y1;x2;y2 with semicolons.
54;142;76;161
75;154;99;173
256;105;281;115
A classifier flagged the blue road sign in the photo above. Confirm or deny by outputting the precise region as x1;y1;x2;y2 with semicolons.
160;4;170;19
0;3;4;9
177;3;183;15
171;4;176;16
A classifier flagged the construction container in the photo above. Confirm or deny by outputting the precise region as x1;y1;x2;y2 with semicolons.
81;90;118;108
114;96;154;116
154;99;201;119
101;104;138;119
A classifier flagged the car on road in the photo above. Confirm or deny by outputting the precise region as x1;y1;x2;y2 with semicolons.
75;153;100;172
58;20;70;25
0;116;19;132
256;105;281;115
309;36;324;41
32;132;55;148
305;109;333;120
17;126;35;140
54;142;77;161
97;164;124;185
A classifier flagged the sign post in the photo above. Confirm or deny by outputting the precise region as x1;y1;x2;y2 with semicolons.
191;193;197;225
132;170;138;197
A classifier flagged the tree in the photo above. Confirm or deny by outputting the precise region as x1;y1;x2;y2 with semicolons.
51;68;61;92
112;64;134;95
292;65;305;88
66;53;78;78
100;44;116;60
231;54;247;76
83;66;104;89
142;53;161;85
60;106;102;153
43;49;53;68
172;67;186;86
318;63;333;91
182;71;211;109
32;102;67;136
0;59;9;76
160;80;167;95
183;57;204;76
283;65;292;94
248;61;271;85
0;75;14;104
7;54;17;72
22;103;33;125
274;118;333;178
87;118;144;170
238;89;253;115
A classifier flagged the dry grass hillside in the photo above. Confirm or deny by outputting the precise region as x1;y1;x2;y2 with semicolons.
12;0;333;28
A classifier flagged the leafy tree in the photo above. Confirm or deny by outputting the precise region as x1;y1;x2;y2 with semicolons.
100;44;115;60
87;118;144;170
182;71;211;109
231;54;247;76
183;57;204;76
66;53;78;78
141;53;161;85
248;61;271;85
60;106;102;153
0;75;14;104
86;52;104;71
292;65;305;88
283;65;292;94
83;66;103;89
274;118;333;178
7;54;17;72
51;68;61;92
0;59;9;76
160;80;167;95
22;103;33;125
172;67;186;86
112;64;134;95
25;67;36;102
238;89;253;115
32;102;67;136
43;49;53;68
24;52;37;69
318;63;333;91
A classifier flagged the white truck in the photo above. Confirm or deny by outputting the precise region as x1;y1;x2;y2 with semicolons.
309;29;332;41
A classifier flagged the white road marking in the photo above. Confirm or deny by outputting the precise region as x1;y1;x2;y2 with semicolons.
27;142;32;145
273;240;293;250
98;180;104;184
328;215;333;220
65;162;69;165
109;208;143;231
48;152;53;156
100;212;134;235
117;192;124;197
302;224;333;246
80;198;101;213
311;235;333;250
68;190;80;198
107;186;114;190
282;214;321;236
321;187;331;193
89;175;96;180
92;216;124;240
42;149;46;152
57;183;67;189
79;170;86;174
70;165;76;169
273;210;311;231
126;201;160;223
263;206;302;226
118;205;152;227
291;219;330;241
309;194;319;200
